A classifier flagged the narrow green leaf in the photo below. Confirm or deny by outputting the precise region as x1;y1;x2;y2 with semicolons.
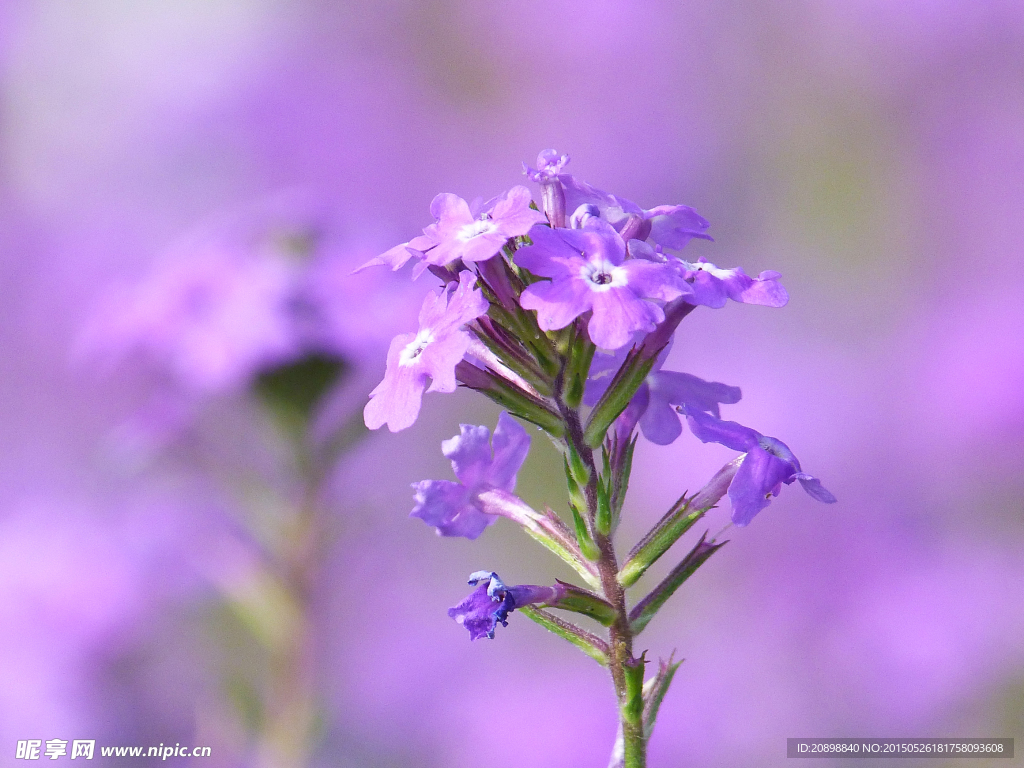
519;606;609;665
643;653;683;740
550;580;617;626
570;504;601;562
583;348;657;448
629;533;727;635
595;474;612;536
455;362;564;437
618;456;741;588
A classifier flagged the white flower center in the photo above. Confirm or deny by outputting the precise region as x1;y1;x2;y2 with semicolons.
457;218;498;242
399;329;435;366
580;260;628;292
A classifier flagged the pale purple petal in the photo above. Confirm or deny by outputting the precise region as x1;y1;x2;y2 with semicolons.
420;331;472;394
650;371;741;419
729;446;795;526
796;474;839;504
644;205;712;249
409;480;494;539
410;413;531;540
588;288;664;350
443;423;494;488
682;407;760;452
487;412;531;491
490;185;547;234
355;241;418;272
520;277;594;331
619;259;691;302
363;333;427;432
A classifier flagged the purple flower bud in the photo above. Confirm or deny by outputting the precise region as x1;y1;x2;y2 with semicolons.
449;571;563;640
524;150;571;228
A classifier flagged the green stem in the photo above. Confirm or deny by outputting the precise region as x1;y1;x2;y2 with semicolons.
552;366;647;768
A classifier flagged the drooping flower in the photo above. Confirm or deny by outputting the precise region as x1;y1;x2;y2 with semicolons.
364;270;488;432
410;412;531;539
449;571;563;640
517;220;691;350
586;343;742;445
681;406;837;525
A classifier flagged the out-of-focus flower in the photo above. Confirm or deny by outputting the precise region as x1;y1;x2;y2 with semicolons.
364;271;487;432
449;571;563;640
682;407;836;525
411;412;530;539
517;221;690;349
587;344;742;445
80;193;416;393
80;237;302;394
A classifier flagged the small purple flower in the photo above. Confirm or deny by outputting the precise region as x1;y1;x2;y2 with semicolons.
364;271;488;432
560;174;712;250
410;412;531;539
681;406;837;526
586;344;741;445
421;186;546;267
449;571;563;640
356;232;438;272
628;242;789;309
678;257;789;309
523;149;570;183
517;221;691;350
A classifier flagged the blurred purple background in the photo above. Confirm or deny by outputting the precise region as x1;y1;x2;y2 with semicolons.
1;1;1022;766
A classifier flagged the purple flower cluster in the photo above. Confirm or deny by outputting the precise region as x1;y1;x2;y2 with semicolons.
363;150;835;606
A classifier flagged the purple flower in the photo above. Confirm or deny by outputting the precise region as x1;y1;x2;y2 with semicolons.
422;186;546;267
681;407;837;526
410;412;531;539
628;241;788;309
356;232;439;272
560;174;712;250
517;221;691;350
363;271;488;432
449;571;563;640
523;149;570;183
678;257;789;309
586;344;741;445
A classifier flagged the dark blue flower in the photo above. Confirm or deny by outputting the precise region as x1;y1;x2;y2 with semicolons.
448;572;563;640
